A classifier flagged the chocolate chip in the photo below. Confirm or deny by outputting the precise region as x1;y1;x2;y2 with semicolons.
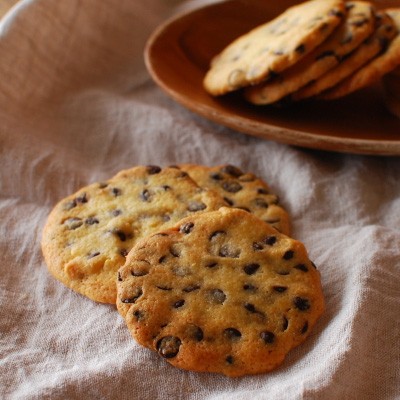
157;285;172;291
116;230;126;242
174;300;185;308
210;230;226;240
283;250;294;260
183;285;200;293
168;165;180;169
120;249;128;257
158;256;167;264
188;201;206;212
274;50;284;55
223;197;234;206
235;206;250;212
253;242;263;251
117;272;122;281
88;251;100;259
140;189;152;202
121;289;142;304
76;193;87;203
180;222;194;234
244;263;260;275
243;284;256;291
260;331;275;344
131;269;148;277
294;297;310;311
257;188;269;194
86;217;99;225
220;165;243;177
146;165;161;174
273;286;287;292
161;185;171;191
263;236;277;246
244;303;256;313
64;218;83;230
253;198;268;208
111;209;122;217
206;262;217;268
341;33;353;45
64;200;77;210
283;316;289;331
222;181;242;193
206;289;226;304
111;187;122;196
224;328;242;340
346;3;355;10
210;172;223;180
352;18;369;27
301;321;308;334
295;44;305;54
157;336;181;359
133;310;144;321
226;355;234;365
176;171;188;178
294;264;308;272
277;271;290;276
185;324;203;341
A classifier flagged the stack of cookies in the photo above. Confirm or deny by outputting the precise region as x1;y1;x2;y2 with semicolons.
203;0;400;105
42;164;325;377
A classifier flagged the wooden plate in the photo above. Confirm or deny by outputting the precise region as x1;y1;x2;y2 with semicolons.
145;0;400;155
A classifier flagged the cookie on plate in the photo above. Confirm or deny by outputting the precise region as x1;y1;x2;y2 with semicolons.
41;166;228;303
203;0;347;96
177;164;290;236
117;207;325;377
293;10;397;100
319;8;400;100
245;1;376;105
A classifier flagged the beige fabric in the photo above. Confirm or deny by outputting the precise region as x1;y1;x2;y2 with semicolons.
0;0;399;399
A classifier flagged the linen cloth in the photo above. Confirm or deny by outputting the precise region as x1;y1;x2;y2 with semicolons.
1;0;399;399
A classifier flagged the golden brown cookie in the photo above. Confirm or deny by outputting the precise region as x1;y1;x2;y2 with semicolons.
245;1;376;105
41;166;228;303
117;208;325;377
319;8;400;100
203;0;347;96
177;164;290;236
292;10;397;100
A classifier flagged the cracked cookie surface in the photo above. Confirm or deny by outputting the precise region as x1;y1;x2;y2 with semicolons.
117;208;325;377
41;166;228;303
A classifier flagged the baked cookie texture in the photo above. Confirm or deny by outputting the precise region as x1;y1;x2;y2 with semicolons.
117;208;325;377
319;8;400;100
245;1;376;105
203;0;347;96
41;166;228;303
293;10;397;100
177;163;290;236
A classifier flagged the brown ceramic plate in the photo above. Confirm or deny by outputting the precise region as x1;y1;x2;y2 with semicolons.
145;0;400;155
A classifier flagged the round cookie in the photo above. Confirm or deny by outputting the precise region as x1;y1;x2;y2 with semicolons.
177;164;290;236
117;208;325;377
41;166;228;303
292;10;397;100
245;1;376;105
203;0;347;96
319;8;400;100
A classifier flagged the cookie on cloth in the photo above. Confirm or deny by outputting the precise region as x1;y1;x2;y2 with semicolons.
177;163;290;236
245;1;376;105
117;208;325;377
292;10;397;100
41;166;228;303
203;0;347;96
319;8;400;100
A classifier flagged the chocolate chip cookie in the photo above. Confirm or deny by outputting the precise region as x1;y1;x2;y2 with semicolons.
177;164;290;236
203;0;347;96
41;166;228;303
117;208;325;376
